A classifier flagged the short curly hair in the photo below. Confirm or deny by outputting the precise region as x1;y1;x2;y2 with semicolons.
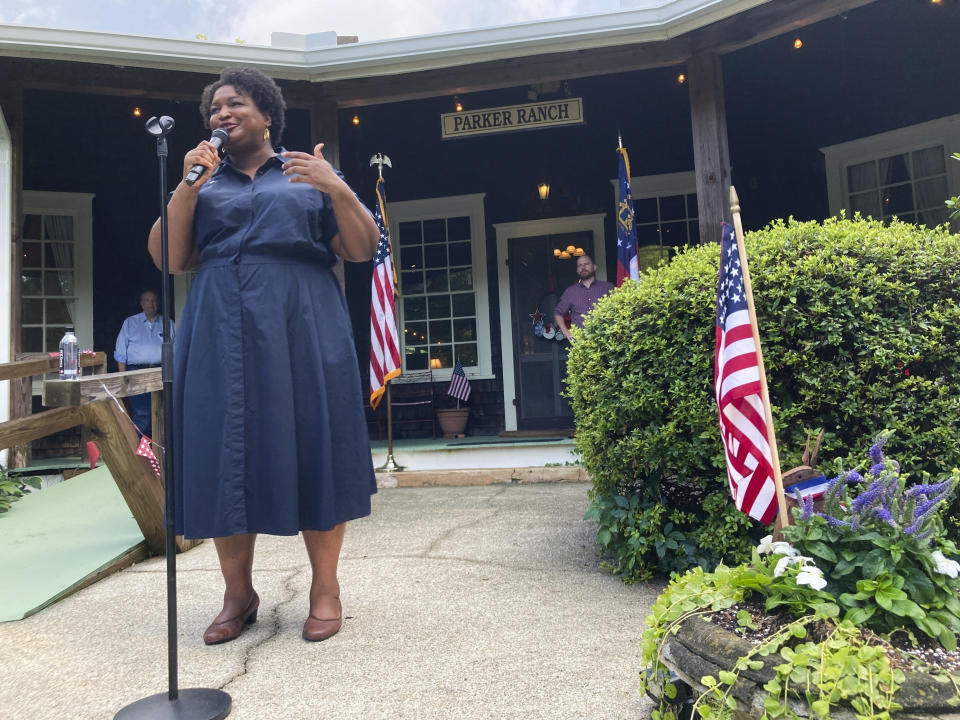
199;67;287;144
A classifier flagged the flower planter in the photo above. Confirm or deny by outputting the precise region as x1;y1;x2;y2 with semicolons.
656;616;960;720
436;407;470;437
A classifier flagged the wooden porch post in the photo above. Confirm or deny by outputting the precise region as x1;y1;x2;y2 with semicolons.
0;83;27;466
688;51;732;244
310;98;346;291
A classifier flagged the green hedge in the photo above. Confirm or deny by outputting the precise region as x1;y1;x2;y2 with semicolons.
569;217;960;581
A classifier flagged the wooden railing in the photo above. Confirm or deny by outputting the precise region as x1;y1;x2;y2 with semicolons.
0;353;196;555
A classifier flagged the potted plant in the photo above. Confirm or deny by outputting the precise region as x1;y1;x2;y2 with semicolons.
436;397;470;437
641;433;960;719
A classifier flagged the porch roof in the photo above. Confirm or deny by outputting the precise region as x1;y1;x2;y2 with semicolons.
0;1;771;81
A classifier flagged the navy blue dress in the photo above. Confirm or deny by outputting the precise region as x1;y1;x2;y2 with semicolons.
173;153;376;539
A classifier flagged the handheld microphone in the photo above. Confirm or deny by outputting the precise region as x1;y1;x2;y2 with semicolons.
185;128;230;186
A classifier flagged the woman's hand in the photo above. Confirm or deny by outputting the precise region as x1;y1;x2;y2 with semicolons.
280;144;346;194
180;140;221;188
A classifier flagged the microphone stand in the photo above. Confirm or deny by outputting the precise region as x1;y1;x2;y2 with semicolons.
114;116;232;720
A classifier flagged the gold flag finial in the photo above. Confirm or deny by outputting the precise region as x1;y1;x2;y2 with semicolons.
729;185;741;216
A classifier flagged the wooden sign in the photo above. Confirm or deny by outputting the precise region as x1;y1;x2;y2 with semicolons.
441;98;584;139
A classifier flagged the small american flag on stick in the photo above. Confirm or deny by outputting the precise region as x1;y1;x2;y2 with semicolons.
136;435;162;477
715;222;780;524
446;360;471;403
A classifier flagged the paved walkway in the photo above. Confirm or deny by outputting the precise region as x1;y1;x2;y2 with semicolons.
0;483;660;719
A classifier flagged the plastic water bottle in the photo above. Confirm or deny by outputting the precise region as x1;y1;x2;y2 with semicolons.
58;326;79;380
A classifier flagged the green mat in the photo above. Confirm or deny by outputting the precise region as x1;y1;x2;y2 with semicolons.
0;465;145;622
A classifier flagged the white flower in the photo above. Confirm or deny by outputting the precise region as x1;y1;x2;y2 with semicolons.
774;555;806;577
757;535;799;557
931;550;960;579
796;567;828;591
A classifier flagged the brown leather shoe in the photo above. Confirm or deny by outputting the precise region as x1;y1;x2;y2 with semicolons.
302;598;342;642
203;591;260;645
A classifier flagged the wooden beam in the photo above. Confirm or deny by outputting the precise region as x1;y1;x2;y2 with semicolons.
42;367;161;407
688;51;732;245
0;405;86;449
0;351;107;382
80;400;167;554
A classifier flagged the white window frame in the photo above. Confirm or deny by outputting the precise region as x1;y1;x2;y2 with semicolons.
820;114;960;223
22;191;95;393
611;170;698;257
386;193;493;383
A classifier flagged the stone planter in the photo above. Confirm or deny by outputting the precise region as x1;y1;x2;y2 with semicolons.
655;616;960;720
436;407;470;437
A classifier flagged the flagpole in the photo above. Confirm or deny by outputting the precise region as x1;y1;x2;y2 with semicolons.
377;383;405;472
728;185;790;526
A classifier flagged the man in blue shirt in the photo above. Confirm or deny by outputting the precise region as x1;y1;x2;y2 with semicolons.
114;290;173;436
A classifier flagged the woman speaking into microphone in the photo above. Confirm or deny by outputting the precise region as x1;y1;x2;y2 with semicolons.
147;67;379;644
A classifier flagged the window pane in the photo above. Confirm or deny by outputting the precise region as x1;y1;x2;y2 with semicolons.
883;183;913;217
401;270;424;294
22;270;42;296
449;268;473;291
423;218;446;244
22;298;42;324
22;214;42;239
849;190;880;218
22;327;42;353
45;243;75;270
686;194;699;218
44;215;73;241
659;194;686;221
449;241;471;266
456;343;478;367
847;161;877;193
425;269;448;293
398;221;422;246
45;326;68;353
46;298;73;324
637;245;669;270
45;270;73;295
405;345;428;370
404;296;427;320
400;246;422;270
404;321;428;345
429;319;453;344
448;216;470;242
454;318;476;342
424;243;447;268
451;293;475;317
428;295;451;319
660;221;688;247
634;197;658;223
912;146;945;178
919;207;948;228
23;242;41;268
878;154;910;184
429;344;452;368
915;177;948;210
636;224;660;247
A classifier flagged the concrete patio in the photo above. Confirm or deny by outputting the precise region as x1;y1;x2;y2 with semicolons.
0;482;660;719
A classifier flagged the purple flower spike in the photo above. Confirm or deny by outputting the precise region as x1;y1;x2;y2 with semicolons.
817;513;849;527
846;471;863;484
870;462;885;477
874;507;896;527
906;480;951;498
802;493;814;521
869;439;886;465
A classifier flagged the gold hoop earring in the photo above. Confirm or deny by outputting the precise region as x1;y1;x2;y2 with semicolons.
263;127;271;142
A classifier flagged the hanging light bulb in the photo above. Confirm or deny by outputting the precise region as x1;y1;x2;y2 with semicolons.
559;251;571;260
565;245;576;253
133;107;142;117
793;38;803;49
553;248;561;257
352;114;360;126
677;73;686;84
574;248;585;256
454;96;463;112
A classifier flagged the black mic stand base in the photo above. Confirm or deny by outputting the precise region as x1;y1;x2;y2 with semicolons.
114;689;231;720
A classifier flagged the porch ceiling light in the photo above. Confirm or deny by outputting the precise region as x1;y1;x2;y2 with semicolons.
537;182;550;200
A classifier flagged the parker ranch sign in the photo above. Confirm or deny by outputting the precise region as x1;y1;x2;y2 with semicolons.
441;98;584;139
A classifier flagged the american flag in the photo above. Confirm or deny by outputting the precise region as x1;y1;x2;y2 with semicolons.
136;435;161;477
369;176;402;408
446;360;471;403
615;146;639;286
715;222;777;524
